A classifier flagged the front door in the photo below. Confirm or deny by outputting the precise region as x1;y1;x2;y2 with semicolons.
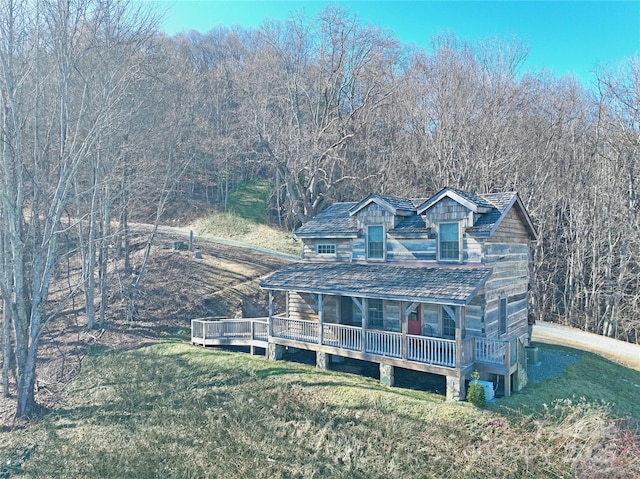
407;306;422;335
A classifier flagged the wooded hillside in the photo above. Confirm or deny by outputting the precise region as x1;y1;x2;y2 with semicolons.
0;0;637;416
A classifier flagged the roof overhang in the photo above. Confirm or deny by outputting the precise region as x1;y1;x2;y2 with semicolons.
349;195;414;217
483;194;537;240
260;262;493;306
417;188;490;215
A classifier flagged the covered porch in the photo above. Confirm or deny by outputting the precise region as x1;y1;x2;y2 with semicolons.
192;262;523;399
191;315;519;399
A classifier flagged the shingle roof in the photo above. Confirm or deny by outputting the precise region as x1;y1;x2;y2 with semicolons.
260;262;492;305
390;215;430;235
295;202;358;238
349;194;418;215
448;188;495;209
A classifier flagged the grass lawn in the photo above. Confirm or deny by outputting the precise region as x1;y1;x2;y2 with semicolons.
0;342;637;478
191;213;302;257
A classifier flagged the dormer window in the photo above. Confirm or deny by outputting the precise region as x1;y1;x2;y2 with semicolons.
367;225;385;260
438;222;461;262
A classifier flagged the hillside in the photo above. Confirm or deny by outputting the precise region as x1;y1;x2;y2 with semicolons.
0;214;638;477
0;342;638;478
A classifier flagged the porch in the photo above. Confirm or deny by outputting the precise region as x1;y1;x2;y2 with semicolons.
191;316;522;397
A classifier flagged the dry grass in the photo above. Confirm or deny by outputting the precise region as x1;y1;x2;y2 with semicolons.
0;343;638;478
191;213;302;257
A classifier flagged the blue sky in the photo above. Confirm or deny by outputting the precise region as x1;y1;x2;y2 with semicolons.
156;1;640;87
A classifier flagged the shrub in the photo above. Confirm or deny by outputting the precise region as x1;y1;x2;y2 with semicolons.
467;370;486;407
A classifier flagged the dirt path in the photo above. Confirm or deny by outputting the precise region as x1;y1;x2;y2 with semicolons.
532;320;640;371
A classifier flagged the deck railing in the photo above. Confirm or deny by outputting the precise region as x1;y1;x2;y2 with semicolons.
407;335;455;367
192;317;513;371
365;330;402;358
475;337;509;365
272;317;318;343
191;318;268;343
323;323;362;351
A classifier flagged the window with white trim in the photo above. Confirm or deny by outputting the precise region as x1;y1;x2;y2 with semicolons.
438;222;461;262
367;225;384;260
316;243;336;255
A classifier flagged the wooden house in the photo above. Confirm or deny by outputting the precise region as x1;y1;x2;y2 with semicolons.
192;187;537;400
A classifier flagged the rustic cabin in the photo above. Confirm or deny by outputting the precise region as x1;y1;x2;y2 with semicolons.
192;187;537;400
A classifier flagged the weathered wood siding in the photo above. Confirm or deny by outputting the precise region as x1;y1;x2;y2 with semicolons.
287;292;319;321
423;197;473;229
481;217;531;342
465;296;486;338
489;208;530;243
355;203;395;231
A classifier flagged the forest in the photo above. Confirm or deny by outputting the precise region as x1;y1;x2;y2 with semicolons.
0;0;638;417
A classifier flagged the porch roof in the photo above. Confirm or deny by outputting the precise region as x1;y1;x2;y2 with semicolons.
259;262;492;306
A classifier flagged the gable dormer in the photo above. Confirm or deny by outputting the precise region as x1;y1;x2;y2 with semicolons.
417;187;492;230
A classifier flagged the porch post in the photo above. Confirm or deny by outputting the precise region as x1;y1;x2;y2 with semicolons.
361;298;368;353
268;290;274;337
318;293;324;345
454;307;462;368
454;306;466;367
400;301;407;360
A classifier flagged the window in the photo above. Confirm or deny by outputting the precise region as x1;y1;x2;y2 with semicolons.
442;308;456;339
367;225;384;259
438;222;460;261
367;299;384;329
316;243;336;255
499;296;508;335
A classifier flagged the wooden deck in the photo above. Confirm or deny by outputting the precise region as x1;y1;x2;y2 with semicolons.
191;317;517;378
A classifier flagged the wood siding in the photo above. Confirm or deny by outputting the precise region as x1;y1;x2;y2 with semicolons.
287;292;318;322
423;197;473;229
291;193;533;345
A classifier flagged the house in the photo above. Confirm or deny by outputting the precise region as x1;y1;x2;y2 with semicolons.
192;187;537;400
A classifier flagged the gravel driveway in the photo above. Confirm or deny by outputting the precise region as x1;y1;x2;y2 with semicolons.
532;320;640;371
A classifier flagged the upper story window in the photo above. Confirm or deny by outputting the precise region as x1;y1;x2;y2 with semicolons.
367;225;385;260
438;222;461;262
316;243;336;255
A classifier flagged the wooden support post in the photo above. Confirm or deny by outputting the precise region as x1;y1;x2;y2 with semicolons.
504;340;512;397
268;291;274;337
250;320;255;355
318;293;324;345
401;301;407;360
361;298;368;353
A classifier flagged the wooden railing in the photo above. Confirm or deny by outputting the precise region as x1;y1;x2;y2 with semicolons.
272;317;318;343
192;317;514;371
365;330;402;358
191;318;268;344
474;337;510;365
323;323;362;351
407;335;455;367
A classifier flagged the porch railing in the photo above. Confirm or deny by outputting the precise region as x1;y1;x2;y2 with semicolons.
272;317;318;343
474;337;508;365
407;335;455;367
191;318;268;343
323;323;362;351
192;317;514;371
